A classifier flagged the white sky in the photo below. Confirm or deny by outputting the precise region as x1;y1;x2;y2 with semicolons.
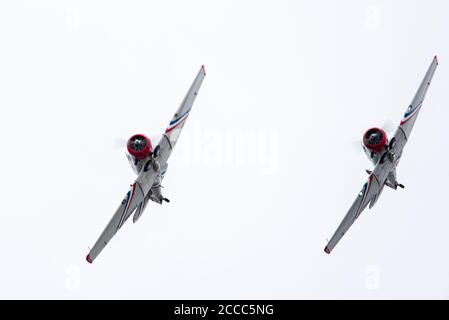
0;0;448;299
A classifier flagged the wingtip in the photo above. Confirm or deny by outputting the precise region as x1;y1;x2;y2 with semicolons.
86;254;93;264
434;55;439;64
324;246;331;254
201;65;206;75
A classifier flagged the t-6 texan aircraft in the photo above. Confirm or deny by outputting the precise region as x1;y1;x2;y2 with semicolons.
325;56;438;254
86;66;206;263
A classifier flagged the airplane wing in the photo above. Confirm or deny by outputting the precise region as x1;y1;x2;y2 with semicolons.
135;65;206;198
158;65;206;163
324;174;381;254
393;56;438;145
86;182;146;263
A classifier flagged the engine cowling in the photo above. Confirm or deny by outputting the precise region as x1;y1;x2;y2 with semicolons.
127;134;153;160
363;127;388;153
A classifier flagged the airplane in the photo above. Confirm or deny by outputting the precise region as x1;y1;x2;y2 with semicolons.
86;65;206;263
324;56;438;254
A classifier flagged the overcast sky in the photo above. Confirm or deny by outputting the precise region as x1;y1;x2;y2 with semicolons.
0;0;448;299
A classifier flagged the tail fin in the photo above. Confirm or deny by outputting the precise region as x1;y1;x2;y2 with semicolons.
133;197;149;223
369;184;385;209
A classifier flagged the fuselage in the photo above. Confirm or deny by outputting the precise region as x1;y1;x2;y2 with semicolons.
362;126;404;203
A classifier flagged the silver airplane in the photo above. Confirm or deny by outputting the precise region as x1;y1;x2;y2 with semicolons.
86;66;206;263
325;56;438;254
